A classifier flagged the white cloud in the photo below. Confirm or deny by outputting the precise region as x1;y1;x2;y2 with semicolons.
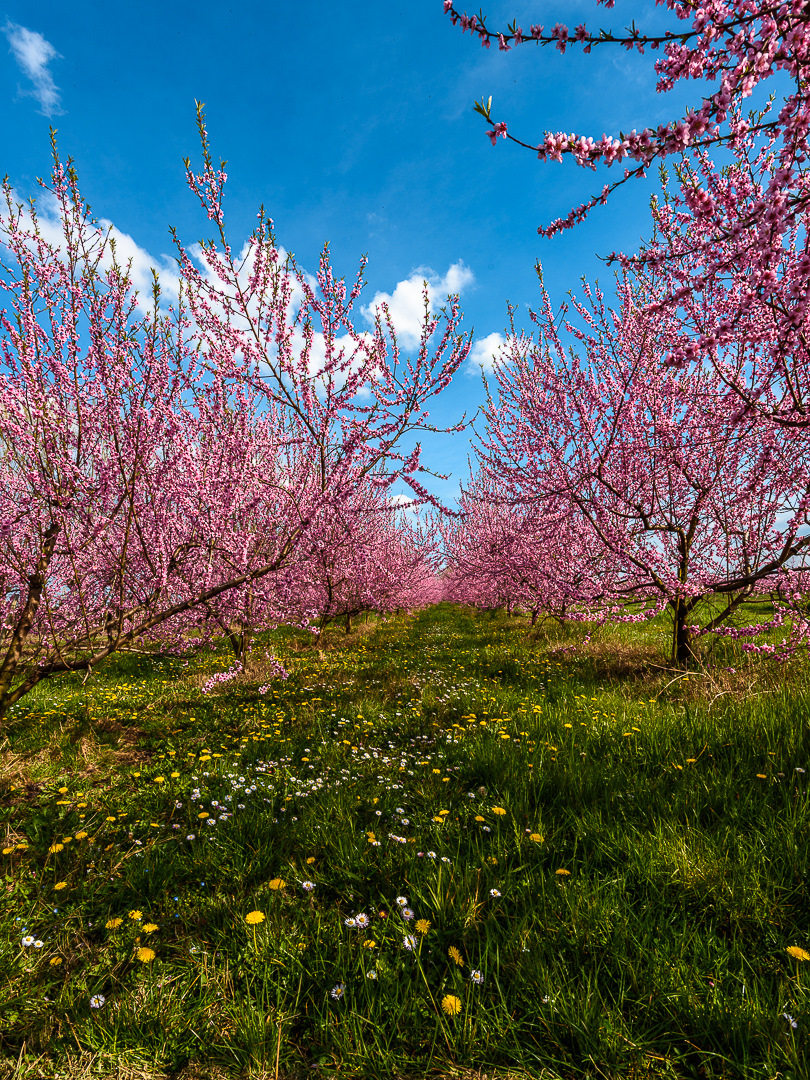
360;261;474;349
3;21;63;116
467;331;509;374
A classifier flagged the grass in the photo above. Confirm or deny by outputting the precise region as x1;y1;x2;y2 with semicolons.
1;603;809;1080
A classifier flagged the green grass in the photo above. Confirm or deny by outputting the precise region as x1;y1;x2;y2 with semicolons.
1;604;809;1080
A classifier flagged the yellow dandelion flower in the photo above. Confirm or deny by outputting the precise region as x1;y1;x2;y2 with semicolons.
153;776;165;783
128;910;143;921
475;815;485;823
48;843;64;854
74;831;88;840
136;947;156;962
786;946;810;961
433;815;444;823
198;811;209;819
106;918;123;929
492;806;507;816
245;910;266;925
54;881;68;891
3;846;15;855
142;923;158;933
555;868;571;876
415;919;431;935
58;787;68;794
363;940;376;949
529;833;543;843
49;956;62;966
171;772;180;778
441;994;462;1016
306;857;316;864
448;945;464;966
268;878;286;890
756;773;767;779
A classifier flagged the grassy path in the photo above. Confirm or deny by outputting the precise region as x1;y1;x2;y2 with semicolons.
1;605;809;1079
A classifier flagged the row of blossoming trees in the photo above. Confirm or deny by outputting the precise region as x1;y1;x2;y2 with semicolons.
0;118;465;725
441;0;810;665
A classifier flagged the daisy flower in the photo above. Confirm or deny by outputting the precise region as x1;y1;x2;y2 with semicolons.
90;995;106;1009
330;983;345;1000
470;969;484;984
355;913;370;928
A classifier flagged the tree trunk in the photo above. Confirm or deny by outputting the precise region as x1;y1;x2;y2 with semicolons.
671;601;696;668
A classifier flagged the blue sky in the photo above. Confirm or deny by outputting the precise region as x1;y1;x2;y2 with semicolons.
2;0;712;505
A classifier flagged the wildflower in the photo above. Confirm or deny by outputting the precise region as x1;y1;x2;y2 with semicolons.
555;869;571;876
22;936;34;947
396;896;408;906
441;994;462;1016
54;882;68;891
355;913;370;928
344;917;357;928
34;940;44;948
268;878;286;890
783;1012;798;1029
301;881;315;891
492;806;507;816
475;815;485;823
363;940;376;949
427;850;437;859
448;945;464;966
786;946;810;961
489;889;501;898
75;831;88;840
529;833;543;842
470;969;484;984
403;934;418;950
136;947;156;962
330;983;346;1000
142;923;158;933
105;918;123;930
245;910;266;925
49;956;63;966
90;995;106;1009
306;857;316;864
415;919;431;935
482;826;491;833
366;970;378;979
48;843;64;854
186;834;196;841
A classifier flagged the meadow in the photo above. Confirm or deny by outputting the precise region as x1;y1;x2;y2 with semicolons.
1;604;809;1080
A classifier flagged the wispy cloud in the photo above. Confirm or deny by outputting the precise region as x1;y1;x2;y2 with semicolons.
467;331;509;374
3;21;63;116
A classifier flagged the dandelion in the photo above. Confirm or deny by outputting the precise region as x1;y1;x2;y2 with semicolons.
363;940;376;949
786;946;810;961
105;918;123;930
441;994;462;1016
448;945;464;966
470;969;484;984
492;806;507;816
48;843;64;854
489;888;501;898
475;815;485;823
90;994;106;1009
136;947;156;963
142;923;158;933
415;919;431;935
306;857;316;864
555;869;571;876
268;878;286;890
529;833;543;842
330;983;346;1000
49;956;63;966
54;882;68;891
128;910;143;921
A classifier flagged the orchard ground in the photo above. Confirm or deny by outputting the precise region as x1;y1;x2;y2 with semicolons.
1;603;809;1080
